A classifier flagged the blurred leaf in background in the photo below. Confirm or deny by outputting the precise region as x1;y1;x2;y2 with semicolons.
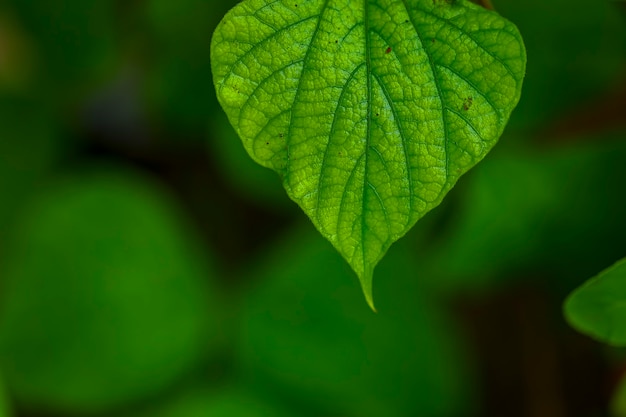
124;385;292;417
0;168;219;415
235;226;475;417
564;257;626;346
0;377;10;417
495;0;626;131
427;132;626;294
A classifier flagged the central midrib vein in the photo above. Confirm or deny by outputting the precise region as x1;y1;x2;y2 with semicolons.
360;0;373;274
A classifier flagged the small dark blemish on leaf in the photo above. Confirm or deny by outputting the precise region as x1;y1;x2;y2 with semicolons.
385;47;392;54
266;141;270;145
375;113;380;117
431;38;437;43
279;133;284;138
335;39;338;44
463;97;473;111
405;19;409;23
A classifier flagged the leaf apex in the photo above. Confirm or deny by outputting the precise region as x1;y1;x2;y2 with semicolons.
359;273;377;313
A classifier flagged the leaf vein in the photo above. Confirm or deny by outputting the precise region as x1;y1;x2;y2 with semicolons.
445;107;487;157
337;152;367;240
284;0;331;175
413;5;518;79
315;63;367;227
220;14;321;88
361;0;373;276
435;64;499;114
371;71;414;219
250;108;292;148
238;59;305;127
367;181;390;236
401;0;450;184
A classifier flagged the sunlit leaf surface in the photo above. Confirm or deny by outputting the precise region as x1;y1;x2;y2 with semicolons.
212;0;525;306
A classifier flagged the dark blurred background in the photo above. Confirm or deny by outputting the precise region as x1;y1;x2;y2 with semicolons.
0;1;625;416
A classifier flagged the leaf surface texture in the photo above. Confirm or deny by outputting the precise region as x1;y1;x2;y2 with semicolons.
212;0;525;307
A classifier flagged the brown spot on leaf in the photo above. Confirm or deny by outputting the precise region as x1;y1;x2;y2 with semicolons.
463;97;474;111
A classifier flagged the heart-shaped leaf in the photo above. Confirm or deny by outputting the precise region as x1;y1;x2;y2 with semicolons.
211;0;525;308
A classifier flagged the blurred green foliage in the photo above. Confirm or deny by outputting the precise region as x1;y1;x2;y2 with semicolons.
612;376;626;417
0;379;10;417
124;386;292;417
3;0;118;101
209;112;291;210
564;258;626;346
140;0;240;133
0;169;217;414
428;135;626;293
0;0;624;416
0;97;59;240
236;227;475;417
495;0;626;131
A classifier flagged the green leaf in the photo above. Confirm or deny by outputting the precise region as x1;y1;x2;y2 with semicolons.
0;167;218;414
564;257;626;346
211;0;525;307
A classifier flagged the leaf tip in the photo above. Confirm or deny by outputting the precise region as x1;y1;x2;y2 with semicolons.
359;273;377;313
366;296;377;313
